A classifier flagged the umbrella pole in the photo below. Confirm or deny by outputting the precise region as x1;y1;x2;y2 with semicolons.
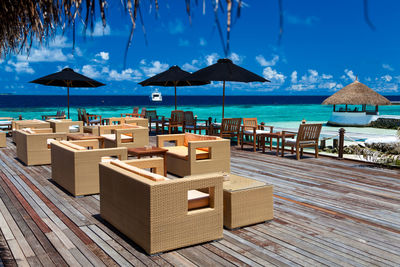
222;81;225;118
175;84;177;110
67;86;70;119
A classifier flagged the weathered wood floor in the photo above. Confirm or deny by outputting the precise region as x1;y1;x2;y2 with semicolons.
0;136;400;266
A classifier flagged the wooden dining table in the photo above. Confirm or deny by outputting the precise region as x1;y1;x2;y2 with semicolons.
260;131;296;156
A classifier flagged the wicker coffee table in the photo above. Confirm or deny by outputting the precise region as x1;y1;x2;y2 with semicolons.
223;174;273;229
128;147;168;177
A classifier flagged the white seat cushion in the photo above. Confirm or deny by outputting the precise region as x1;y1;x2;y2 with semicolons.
101;134;132;141
69;125;80;133
285;138;316;145
243;130;271;135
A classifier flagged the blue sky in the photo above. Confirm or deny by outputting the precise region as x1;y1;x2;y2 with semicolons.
1;0;400;95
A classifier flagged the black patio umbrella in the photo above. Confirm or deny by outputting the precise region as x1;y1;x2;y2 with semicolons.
189;58;270;118
139;65;210;110
30;68;105;119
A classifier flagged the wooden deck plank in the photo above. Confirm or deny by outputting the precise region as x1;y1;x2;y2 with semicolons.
1;136;400;266
0;175;67;266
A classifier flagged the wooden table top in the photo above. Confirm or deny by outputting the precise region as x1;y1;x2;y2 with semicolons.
128;146;168;156
67;133;104;140
260;131;296;138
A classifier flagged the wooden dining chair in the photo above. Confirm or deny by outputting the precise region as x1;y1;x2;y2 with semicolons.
220;118;242;146
241;118;274;151
163;110;185;134
282;123;322;160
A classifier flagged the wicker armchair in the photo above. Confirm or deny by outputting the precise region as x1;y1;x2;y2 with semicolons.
157;133;230;177
282;123;323;160
99;124;149;148
51;140;127;196
48;119;83;134
241;118;274;152
123;117;148;128
99;158;224;254
183;111;209;135
12;119;50;143
120;107;139;117
15;128;67;165
220;118;242;146
0;131;5;148
162;110;185;134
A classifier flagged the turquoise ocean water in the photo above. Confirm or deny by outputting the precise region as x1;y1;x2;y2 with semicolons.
1;95;400;135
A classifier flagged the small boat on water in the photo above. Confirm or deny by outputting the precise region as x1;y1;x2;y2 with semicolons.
150;89;162;102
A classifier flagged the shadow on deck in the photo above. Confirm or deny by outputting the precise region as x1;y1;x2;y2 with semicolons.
0;136;399;266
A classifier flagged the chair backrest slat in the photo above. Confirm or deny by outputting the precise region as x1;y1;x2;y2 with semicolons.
221;118;242;134
140;108;147;117
243;118;257;131
77;108;82;121
170;110;185;124
184;111;195;126
133;107;139;114
297;123;322;143
145;110;157;119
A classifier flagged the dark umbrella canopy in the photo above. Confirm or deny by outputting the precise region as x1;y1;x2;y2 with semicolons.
189;58;269;118
30;68;105;118
139;65;210;109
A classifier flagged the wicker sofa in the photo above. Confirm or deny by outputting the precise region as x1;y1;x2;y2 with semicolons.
12;119;50;143
0;131;5;148
47;119;83;134
51;140;127;196
157;133;230;177
99;158;224;254
98;124;149;149
15;128;67;165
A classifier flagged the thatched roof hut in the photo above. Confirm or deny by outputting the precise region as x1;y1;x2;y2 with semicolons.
322;80;391;106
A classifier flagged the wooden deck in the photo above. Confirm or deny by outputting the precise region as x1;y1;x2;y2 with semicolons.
0;136;400;266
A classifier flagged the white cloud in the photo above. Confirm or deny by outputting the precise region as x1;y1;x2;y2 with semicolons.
344;69;356;81
49;35;70;48
382;64;394;71
288;69;341;91
199;38;207;46
168;19;184;34
229;52;244;64
182;59;200;72
318;82;342;90
322;74;333;79
91;21;111;37
262;67;286;84
95;51;109;61
7;61;35;74
256;54;279;67
290;71;297;83
205;53;219;66
382;75;392;82
81;64;101;78
17;47;70;63
5;66;12;72
140;60;169;77
109;68;140;81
